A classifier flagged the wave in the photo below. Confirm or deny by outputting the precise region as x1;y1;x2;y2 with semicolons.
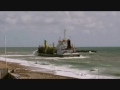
33;50;38;56
0;56;118;79
59;55;89;59
30;55;89;60
0;55;34;57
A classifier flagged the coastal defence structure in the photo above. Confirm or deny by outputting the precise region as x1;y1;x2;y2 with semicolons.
0;68;19;79
0;68;8;79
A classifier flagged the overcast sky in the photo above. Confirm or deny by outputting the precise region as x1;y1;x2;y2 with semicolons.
0;11;120;47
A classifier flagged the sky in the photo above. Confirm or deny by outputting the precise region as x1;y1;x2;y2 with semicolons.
0;11;120;47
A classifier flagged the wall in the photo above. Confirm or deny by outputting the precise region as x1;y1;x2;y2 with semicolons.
0;68;8;79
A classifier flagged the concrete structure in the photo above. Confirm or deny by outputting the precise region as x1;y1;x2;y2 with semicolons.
7;73;20;79
0;68;8;79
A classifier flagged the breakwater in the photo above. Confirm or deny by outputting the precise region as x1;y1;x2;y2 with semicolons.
0;69;19;79
0;68;8;79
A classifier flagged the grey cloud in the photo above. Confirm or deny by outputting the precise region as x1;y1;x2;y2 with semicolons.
0;11;120;47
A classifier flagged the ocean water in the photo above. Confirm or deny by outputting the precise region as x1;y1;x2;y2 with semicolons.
0;47;120;79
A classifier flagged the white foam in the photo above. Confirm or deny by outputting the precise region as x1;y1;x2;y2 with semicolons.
60;55;89;59
32;55;89;60
0;55;34;57
29;56;88;61
33;50;38;55
0;56;118;79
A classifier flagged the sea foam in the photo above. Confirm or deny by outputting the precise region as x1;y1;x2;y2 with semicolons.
0;56;118;79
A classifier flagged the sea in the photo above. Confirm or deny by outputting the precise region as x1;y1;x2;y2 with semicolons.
0;47;120;79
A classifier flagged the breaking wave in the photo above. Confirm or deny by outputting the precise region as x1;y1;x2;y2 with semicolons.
0;56;118;79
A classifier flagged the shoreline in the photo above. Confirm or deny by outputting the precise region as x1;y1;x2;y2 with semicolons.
0;60;77;79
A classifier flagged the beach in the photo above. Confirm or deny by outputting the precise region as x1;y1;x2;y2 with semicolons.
0;61;76;79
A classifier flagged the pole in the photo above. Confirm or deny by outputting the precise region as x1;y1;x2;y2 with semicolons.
64;29;66;40
97;55;99;79
4;35;7;68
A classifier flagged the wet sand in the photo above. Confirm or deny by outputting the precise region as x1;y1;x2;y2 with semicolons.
0;61;77;79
